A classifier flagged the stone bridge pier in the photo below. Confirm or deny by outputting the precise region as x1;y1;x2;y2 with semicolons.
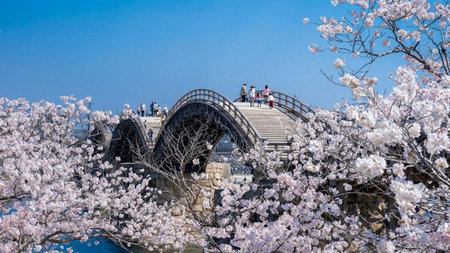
154;162;231;217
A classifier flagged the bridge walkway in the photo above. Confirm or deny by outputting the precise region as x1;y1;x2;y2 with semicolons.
140;116;161;150
234;102;296;151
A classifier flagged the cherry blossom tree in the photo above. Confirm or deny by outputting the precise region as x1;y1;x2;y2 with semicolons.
0;97;190;252
1;1;448;252
188;1;450;252
307;0;449;79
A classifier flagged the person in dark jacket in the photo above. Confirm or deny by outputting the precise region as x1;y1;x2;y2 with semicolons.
150;101;155;116
148;128;153;143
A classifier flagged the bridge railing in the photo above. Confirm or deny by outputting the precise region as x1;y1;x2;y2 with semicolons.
234;90;314;120
164;89;261;144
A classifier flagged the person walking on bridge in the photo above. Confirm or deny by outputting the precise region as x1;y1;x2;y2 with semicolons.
148;128;153;143
240;83;248;102
163;105;169;117
249;86;256;107
263;85;271;104
268;92;275;109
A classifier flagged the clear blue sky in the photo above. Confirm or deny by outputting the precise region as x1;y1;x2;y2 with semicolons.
0;0;402;113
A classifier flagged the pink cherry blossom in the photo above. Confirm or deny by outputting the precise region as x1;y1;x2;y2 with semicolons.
334;58;345;68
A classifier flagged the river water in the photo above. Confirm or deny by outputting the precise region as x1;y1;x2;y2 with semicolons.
67;239;202;252
67;238;126;252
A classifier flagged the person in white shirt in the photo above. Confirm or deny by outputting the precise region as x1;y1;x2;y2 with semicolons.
268;93;275;109
249;86;256;107
263;85;271;104
137;104;142;116
140;102;146;117
163;105;169;117
153;102;159;116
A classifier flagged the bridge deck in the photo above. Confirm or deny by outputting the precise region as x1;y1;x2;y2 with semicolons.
234;102;296;150
140;116;161;149
141;117;162;137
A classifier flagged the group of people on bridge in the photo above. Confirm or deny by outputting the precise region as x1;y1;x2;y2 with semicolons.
240;83;275;108
136;102;169;118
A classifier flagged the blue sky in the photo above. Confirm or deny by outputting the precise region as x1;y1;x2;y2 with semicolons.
0;0;402;113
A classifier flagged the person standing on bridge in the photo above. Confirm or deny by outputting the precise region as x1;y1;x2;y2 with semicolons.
150;101;155;116
263;85;271;104
240;83;248;102
157;105;162;117
153;102;159;116
140;102;146;117
137;104;142;116
163;105;169;117
268;92;275;109
256;92;263;107
249;86;256;107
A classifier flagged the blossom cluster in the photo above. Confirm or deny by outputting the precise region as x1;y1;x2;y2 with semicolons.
306;0;450;77
0;98;190;252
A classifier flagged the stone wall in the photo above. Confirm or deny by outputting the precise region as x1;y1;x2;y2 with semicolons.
153;162;231;218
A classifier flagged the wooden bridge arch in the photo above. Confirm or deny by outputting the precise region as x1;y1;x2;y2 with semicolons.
107;89;313;170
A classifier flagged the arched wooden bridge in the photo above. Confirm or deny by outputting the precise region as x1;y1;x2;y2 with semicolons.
106;89;313;170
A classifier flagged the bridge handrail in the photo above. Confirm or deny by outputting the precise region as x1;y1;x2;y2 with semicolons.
108;116;151;161
164;89;261;144
118;114;151;143
234;90;314;119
